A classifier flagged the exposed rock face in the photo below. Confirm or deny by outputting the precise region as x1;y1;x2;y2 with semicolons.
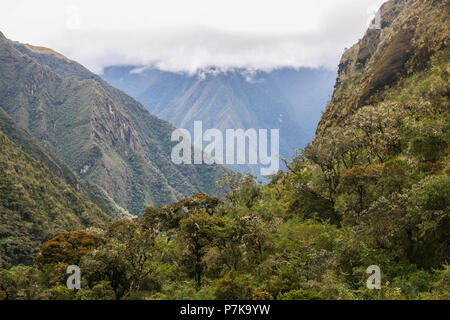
317;0;449;135
369;9;382;30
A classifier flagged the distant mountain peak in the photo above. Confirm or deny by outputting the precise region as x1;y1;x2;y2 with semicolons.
102;64;336;177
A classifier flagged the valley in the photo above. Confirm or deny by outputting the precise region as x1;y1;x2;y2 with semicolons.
0;0;448;301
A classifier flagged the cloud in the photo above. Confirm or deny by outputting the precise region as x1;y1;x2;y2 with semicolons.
0;0;386;74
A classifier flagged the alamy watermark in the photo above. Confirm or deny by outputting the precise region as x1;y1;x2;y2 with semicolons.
66;5;81;30
366;265;381;290
171;121;280;176
67;265;81;290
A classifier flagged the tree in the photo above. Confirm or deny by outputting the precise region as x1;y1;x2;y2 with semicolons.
0;270;17;300
142;193;220;232
214;272;252;300
303;131;346;203
338;164;382;213
281;289;324;300
407;175;450;268
429;265;450;300
226;215;267;268
178;213;224;288
350;104;403;163
215;173;260;207
82;220;158;298
35;231;101;267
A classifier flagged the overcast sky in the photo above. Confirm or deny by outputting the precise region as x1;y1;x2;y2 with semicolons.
1;0;386;74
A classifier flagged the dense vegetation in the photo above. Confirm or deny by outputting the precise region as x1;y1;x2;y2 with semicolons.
0;130;110;268
1;48;449;295
0;0;448;300
0;107;131;220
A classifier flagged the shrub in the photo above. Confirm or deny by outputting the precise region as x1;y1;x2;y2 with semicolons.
281;290;324;300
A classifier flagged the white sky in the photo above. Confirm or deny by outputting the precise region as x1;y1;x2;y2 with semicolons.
0;0;386;74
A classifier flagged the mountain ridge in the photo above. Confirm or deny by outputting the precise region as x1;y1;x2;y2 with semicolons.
317;0;449;135
0;32;228;216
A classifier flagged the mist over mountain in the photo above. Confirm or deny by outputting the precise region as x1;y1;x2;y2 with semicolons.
102;66;336;176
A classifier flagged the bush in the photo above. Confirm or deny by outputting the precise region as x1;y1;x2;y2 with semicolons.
281;290;324;300
214;273;253;300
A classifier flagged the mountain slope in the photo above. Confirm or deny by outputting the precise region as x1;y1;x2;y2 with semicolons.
101;66;336;176
0;32;228;215
317;0;449;135
0;129;110;268
0;107;130;219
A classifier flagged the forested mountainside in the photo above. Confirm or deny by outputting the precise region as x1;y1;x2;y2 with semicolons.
0;32;228;216
0;129;110;268
102;66;336;176
0;108;130;219
0;0;448;300
317;0;448;134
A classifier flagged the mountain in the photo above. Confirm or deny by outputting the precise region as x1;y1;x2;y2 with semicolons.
302;0;449;271
101;66;336;176
0;107;131;219
317;0;449;135
0;128;110;268
0;32;228;216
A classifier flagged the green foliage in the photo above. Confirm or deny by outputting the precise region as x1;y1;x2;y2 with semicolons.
214;273;253;300
142;193;220;232
35;231;101;267
281;290;324;300
179;212;225;288
0;0;449;301
391;269;434;299
0;131;108;268
81;220;159;299
428;265;450;300
43;285;75;300
406;175;450;268
76;281;115;300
